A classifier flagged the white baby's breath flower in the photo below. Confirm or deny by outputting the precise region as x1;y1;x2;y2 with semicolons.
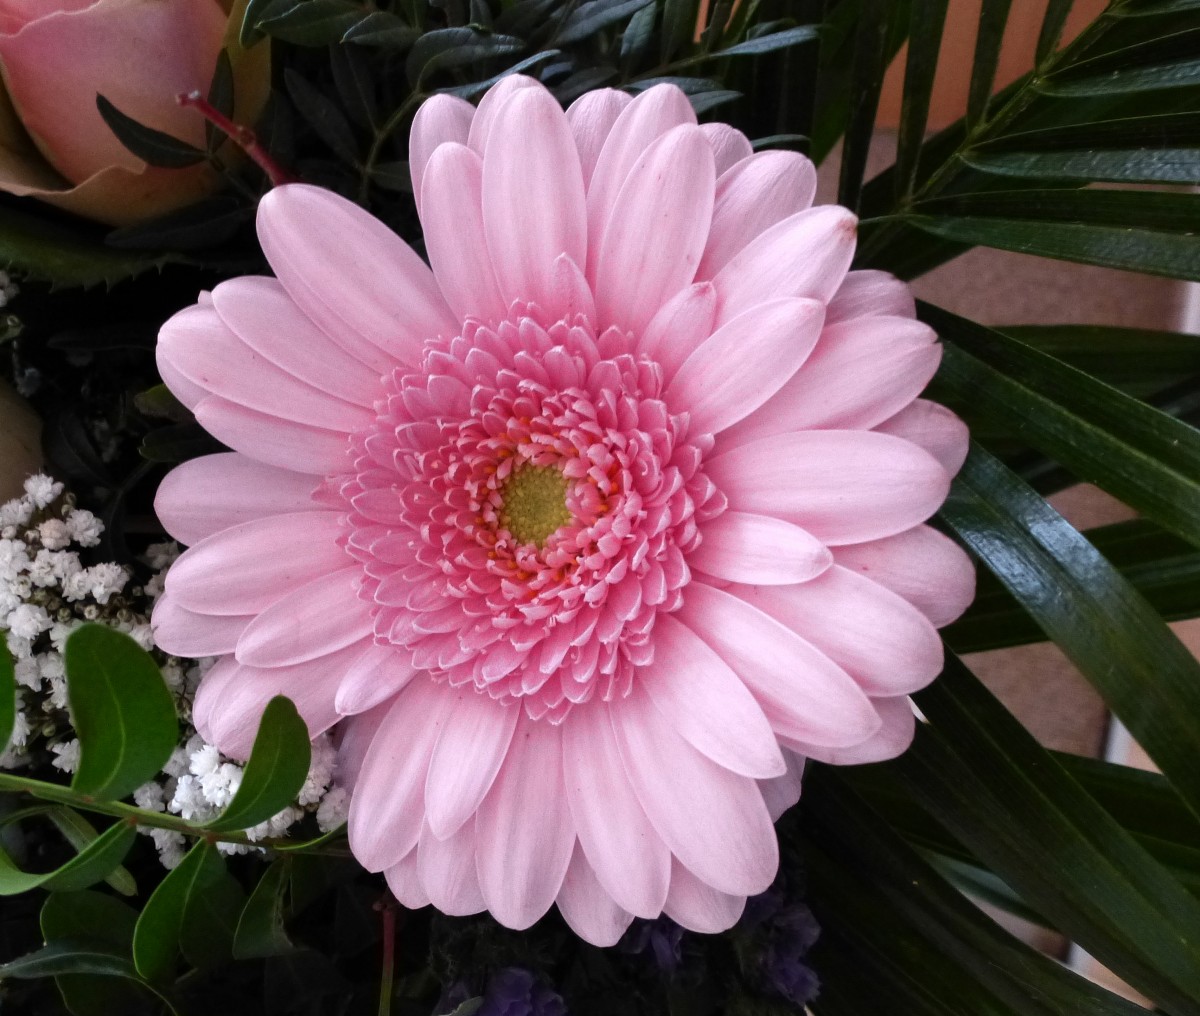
5;603;51;640
23;475;62;509
316;786;350;833
64;509;103;547
36;518;70;550
50;739;80;773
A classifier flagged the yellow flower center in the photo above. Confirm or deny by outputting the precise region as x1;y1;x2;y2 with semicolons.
499;464;572;547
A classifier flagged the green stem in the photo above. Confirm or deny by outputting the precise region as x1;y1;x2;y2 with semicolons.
359;90;428;203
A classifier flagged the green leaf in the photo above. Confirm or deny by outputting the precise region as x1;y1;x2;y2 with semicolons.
257;0;366;45
1035;0;1074;62
180;865;245;971
801;770;1150;1016
95;96;206;170
0;820;136;897
65;625;178;803
0;942;180;1015
233;859;294;959
133;841;227;982
837;0;889;212
41;891;146;1016
341;10;421;48
966;0;1013;129
204;696;311;833
555;0;652;45
0;646;13;755
619;2;656;62
284;68;360;165
711;24;819;57
898;658;1200;1013
925;304;1200;549
46;808;136;896
964;146;1200;185
240;0;292;45
139;422;222;463
894;0;949;200
405;28;525;88
939;444;1200;824
660;0;698;61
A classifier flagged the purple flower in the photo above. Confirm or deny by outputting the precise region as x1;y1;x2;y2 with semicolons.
750;899;821;1006
619;916;684;973
478;968;566;1016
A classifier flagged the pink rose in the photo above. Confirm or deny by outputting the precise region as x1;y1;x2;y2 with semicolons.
0;0;269;226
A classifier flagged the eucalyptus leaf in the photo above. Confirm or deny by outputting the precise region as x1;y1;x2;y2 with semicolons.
95;96;207;169
204;696;311;834
65;625;178;803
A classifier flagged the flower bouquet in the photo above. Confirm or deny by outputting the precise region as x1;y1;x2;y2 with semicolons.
3;1;1200;1014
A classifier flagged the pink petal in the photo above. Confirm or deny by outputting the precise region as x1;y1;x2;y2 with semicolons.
665;297;823;435
155;453;320;546
643;615;784;778
712;205;857;327
759;750;805;821
690;511;831;585
482;85;587;319
165;512;346;615
826;269;915;325
476;712;576;930
424;692;519;839
679;583;880;748
638;281;717;380
466;74;541;157
151;595;251;657
156;349;206;411
556;844;634;947
594;124;715;334
194;397;353;476
740;566;943;696
335;700;391;787
876;399;970;476
211;277;382;407
834;525;976;627
235;566;373;667
562;700;672;917
421;143;507;324
792;696;917;765
698;151;817;279
611;687;778;897
335;643;419;715
706;430;950;545
566;88;632;188
349;678;454;871
257;184;457;371
663;858;746;933
722;316;940;449
385;848;430;909
200;642;365;759
700;122;753;176
409;93;475;218
190;656;238;741
418;819;486;916
585;83;696;273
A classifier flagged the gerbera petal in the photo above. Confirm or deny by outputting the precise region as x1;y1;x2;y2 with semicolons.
721;316;941;449
466;73;540;156
690;511;831;585
476;712;576;929
194;397;353;476
566;88;631;188
663;858;746;934
739;566;943;696
557;844;634;947
712;204;857;327
335;643;419;715
826;268;916;324
483;84;587;319
644;615;784;778
385;848;431;909
876;399;971;476
421;142;507;324
586;83;696;273
190;656;238;740
151;595;251;657
665;297;824;435
165;512;346;615
562;700;672;918
409;92;475;219
759;750;805;822
335;700;391;787
257;184;457;370
834;525;976;627
155;453;320;546
156;348;206;411
700;122;753;176
349;679;455;871
706;431;950;545
678;583;880;748
791;696;917;765
594;124;714;334
611;687;778;897
425;692;519;839
418;819;486;916
211;276;382;407
698;151;817;279
638;281;717;379
235;566;374;667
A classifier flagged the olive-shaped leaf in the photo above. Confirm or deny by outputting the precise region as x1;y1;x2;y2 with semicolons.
0;820;136;897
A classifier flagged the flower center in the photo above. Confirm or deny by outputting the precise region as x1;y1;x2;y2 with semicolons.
499;463;572;547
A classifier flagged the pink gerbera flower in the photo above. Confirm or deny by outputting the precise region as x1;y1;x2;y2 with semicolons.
152;75;974;945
